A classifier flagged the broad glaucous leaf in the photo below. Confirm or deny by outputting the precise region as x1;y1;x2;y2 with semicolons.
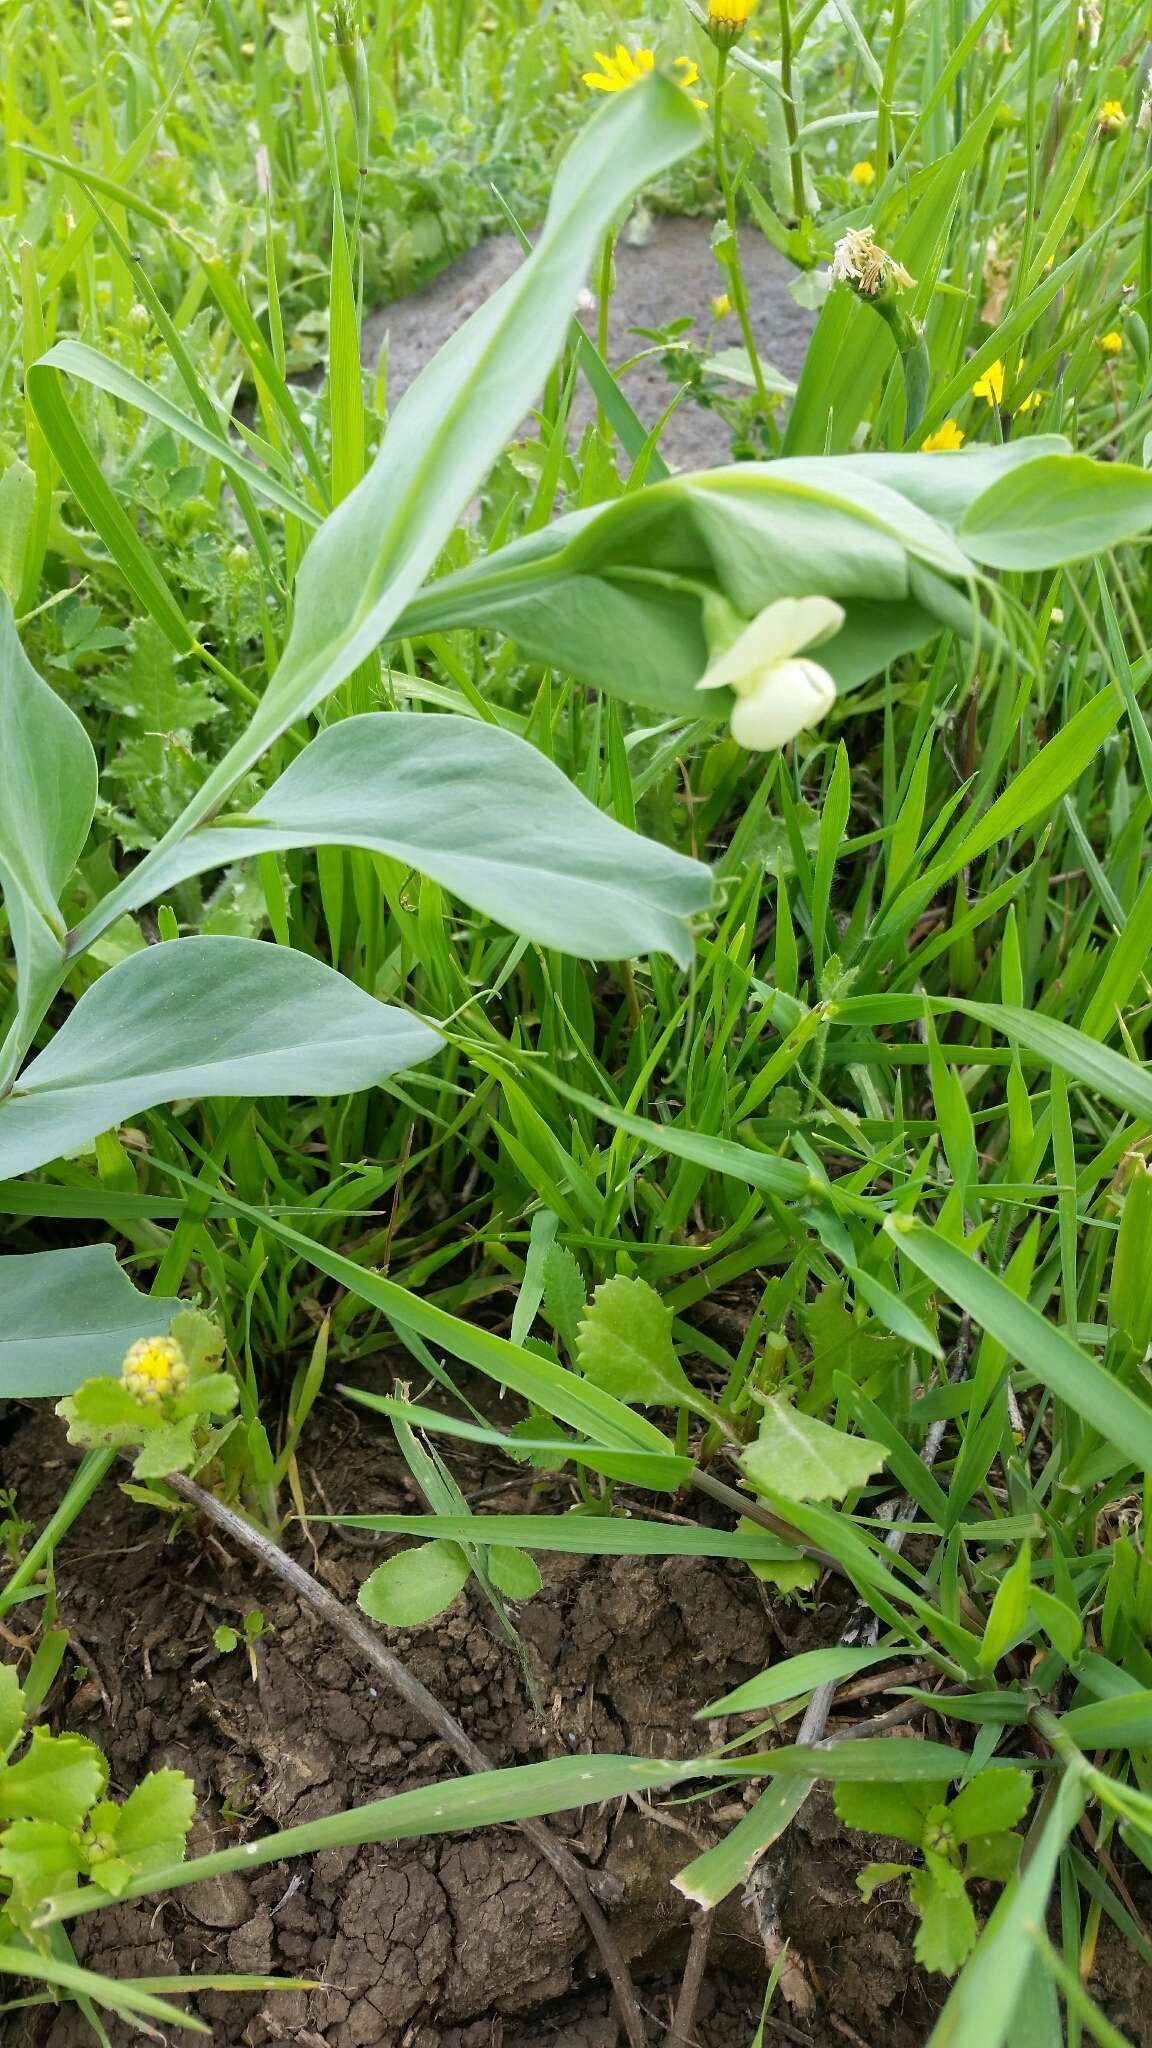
105;714;714;965
958;453;1152;569
740;1395;886;1503
0;595;97;1062
576;1274;704;1413
0;1245;180;1397
68;76;704;963
0;936;440;1180
358;1540;471;1627
396;439;1152;717
396;458;976;715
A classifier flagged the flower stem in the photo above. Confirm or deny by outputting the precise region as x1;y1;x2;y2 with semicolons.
712;51;773;418
776;0;807;222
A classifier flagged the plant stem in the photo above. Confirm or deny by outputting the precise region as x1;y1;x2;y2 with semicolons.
712;50;774;418
874;0;905;175
0;1449;115;1620
775;0;807;222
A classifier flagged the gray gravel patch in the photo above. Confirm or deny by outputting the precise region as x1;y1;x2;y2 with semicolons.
361;213;814;472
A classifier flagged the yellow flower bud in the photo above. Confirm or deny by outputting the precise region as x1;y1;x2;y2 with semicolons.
122;1335;188;1404
849;160;876;187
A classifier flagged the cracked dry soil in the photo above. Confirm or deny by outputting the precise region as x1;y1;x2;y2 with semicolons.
2;1391;978;2048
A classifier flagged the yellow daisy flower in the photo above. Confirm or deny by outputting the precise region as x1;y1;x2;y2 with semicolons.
972;359;1005;406
921;420;965;451
1097;329;1123;355
582;46;705;106
710;0;756;24
850;160;876;187
1098;98;1128;137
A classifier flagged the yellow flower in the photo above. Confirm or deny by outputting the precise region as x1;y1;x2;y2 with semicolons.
1097;329;1124;355
712;292;732;319
122;1335;188;1406
921;419;965;451
1098;98;1128;137
972;359;1005;406
1015;387;1044;413
708;0;755;43
850;160;876;187
582;46;705;106
583;44;656;92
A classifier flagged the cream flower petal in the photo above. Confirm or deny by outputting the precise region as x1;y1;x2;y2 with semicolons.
727;658;837;751
696;595;846;693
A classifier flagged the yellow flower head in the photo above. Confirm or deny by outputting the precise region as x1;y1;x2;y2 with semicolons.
583;47;705;106
708;0;755;44
921;419;965;452
712;291;733;319
972;359;1005;406
122;1334;188;1407
1098;98;1128;138
849;160;876;187
972;358;1043;412
1097;328;1123;355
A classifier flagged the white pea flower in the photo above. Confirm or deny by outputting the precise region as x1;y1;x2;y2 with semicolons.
696;595;845;751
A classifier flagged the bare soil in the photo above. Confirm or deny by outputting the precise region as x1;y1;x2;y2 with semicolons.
360;215;815;473
6;1379;1152;2048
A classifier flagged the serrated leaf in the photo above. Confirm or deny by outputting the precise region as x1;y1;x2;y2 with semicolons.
835;1777;949;1848
106;1768;196;1869
857;1859;912;1899
0;1730;107;1827
130;1416;201;1478
577;1275;702;1414
0;1818;86;1922
911;1857;978;1975
176;1371;238;1419
543;1243;587;1358
487;1546;543;1601
947;1769;1032;1845
740;1397;886;1504
57;1376;160;1444
963;1830;1023;1883
170;1308;225;1380
0;1665;26;1759
358;1540;471;1627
